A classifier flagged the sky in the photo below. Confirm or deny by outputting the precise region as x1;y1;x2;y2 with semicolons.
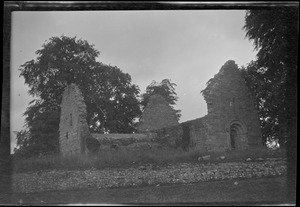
10;10;257;153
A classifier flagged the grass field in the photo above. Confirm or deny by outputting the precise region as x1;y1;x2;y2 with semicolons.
13;146;286;173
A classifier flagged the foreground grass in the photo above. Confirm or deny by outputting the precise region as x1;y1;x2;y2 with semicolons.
13;147;286;173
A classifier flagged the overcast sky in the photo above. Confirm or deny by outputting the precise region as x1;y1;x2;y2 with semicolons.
10;10;257;152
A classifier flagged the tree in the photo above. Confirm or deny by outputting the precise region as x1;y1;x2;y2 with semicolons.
17;35;142;157
86;62;142;133
141;79;181;120
242;8;298;202
240;61;285;146
242;8;298;147
14;109;59;158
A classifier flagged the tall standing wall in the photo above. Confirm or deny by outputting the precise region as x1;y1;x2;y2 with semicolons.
59;84;90;156
154;61;263;152
137;94;179;133
200;60;262;151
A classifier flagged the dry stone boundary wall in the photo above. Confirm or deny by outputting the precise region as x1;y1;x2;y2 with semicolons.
13;158;286;193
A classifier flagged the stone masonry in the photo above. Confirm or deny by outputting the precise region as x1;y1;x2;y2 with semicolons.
137;94;179;133
13;158;286;193
57;60;262;155
59;84;90;156
151;60;262;152
199;60;262;151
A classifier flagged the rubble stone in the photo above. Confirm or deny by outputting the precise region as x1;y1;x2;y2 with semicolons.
202;155;211;161
13;159;287;193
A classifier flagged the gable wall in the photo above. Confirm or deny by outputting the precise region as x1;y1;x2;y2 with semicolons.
59;84;90;156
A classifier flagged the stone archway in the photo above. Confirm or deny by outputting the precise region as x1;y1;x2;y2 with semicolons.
229;121;247;150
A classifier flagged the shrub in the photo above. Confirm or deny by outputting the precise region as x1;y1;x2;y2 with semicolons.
85;135;100;154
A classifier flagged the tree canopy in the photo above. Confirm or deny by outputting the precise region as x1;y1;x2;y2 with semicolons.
15;35;142;157
241;8;298;147
141;79;181;120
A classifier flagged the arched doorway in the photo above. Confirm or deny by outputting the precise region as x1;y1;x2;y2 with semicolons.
229;121;247;150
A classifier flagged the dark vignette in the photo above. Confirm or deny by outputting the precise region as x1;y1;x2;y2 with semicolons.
2;1;297;205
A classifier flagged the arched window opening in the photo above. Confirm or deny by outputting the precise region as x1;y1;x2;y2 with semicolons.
229;121;246;150
230;127;237;149
70;113;73;126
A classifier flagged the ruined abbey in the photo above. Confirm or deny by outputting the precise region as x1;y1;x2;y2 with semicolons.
58;60;262;156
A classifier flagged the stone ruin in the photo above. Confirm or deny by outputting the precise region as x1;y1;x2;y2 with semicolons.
155;60;262;151
58;60;262;156
137;94;179;133
58;84;89;156
58;84;157;156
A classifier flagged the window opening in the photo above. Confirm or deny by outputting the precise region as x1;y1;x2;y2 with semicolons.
70;113;73;126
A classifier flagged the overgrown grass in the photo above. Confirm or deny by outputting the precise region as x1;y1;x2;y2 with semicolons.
13;146;286;173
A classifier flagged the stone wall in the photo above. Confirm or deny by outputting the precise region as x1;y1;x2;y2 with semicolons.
137;94;179;133
13;158;287;193
57;60;262;156
91;131;184;151
199;60;262;151
182;118;209;151
59;84;90;156
91;133;156;150
147;60;262;152
152;124;183;148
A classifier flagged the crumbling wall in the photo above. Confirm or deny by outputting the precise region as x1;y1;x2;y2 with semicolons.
182;118;209;151
91;133;156;150
91;132;181;151
199;60;262;151
136;61;261;152
152;124;183;148
57;60;262;156
59;84;90;156
137;94;179;133
160;60;262;152
150;117;209;151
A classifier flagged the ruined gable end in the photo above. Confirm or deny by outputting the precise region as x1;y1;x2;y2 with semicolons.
137;94;179;133
59;84;90;156
199;60;262;151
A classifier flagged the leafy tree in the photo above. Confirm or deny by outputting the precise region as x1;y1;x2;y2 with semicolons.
240;61;285;146
14;130;31;155
141;79;181;120
242;8;298;147
14;109;59;158
86;62;142;133
17;35;142;157
242;8;298;202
